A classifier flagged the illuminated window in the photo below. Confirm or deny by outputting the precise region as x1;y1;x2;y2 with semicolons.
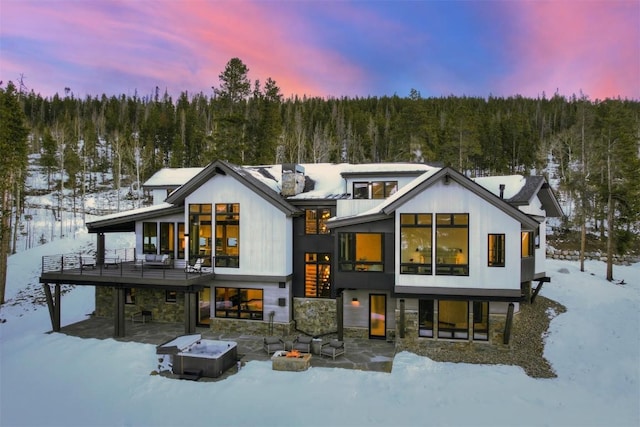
142;222;157;254
214;287;263;320
189;204;212;266
521;231;534;258
418;299;434;337
215;203;240;268
488;234;505;267
165;290;177;303
177;223;185;259
438;300;469;339
419;299;489;341
400;213;432;274
159;222;174;256
339;233;383;272
305;209;331;234
473;301;489;341
353;181;398;199
435;214;469;276
305;253;331;298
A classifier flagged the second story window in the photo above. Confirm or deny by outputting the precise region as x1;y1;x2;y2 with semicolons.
488;234;505;267
143;222;157;254
159;222;174;256
435;214;469;276
215;203;240;268
189;204;212;265
521;231;534;258
339;232;383;272
400;213;433;275
353;181;398;199
305;208;331;234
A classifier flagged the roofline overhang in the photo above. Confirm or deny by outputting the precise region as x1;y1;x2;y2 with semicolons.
326;212;390;229
86;205;184;233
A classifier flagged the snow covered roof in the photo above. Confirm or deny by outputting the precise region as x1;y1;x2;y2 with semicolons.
143;168;204;188
86;202;182;232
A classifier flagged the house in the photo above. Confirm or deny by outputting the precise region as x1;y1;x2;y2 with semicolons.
39;160;562;353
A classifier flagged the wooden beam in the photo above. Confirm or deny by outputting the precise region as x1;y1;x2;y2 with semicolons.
531;280;546;303
96;232;105;266
503;302;514;345
53;284;61;331
114;287;126;337
184;291;197;334
42;284;56;331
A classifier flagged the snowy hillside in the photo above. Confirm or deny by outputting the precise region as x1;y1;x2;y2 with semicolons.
1;236;638;426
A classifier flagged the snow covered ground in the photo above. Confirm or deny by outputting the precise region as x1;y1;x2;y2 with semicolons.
1;233;638;426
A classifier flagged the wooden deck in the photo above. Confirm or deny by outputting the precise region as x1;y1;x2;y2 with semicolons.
40;260;214;290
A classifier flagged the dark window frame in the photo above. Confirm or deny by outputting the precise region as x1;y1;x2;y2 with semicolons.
338;232;384;272
165;290;177;303
125;288;136;305
159;222;175;257
521;231;534;258
400;213;433;275
214;287;263;320
305;208;331;235
352;181;398;200
142;222;157;254
435;213;469;276
215;203;240;268
304;253;331;298
488;233;506;267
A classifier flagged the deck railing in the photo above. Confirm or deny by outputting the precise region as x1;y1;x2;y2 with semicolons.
41;249;210;280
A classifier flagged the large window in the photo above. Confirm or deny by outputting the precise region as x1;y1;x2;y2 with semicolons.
353;181;398;199
189;204;212;265
215;203;240;268
305;208;331;234
305;253;331;298
143;222;157;254
521;231;534;258
488;234;505;267
177;223;185;259
400;214;432;274
159;223;174;256
418;299;435;337
418;299;489;341
438;300;469;339
339;233;383;272
214;287;263;320
435;214;469;275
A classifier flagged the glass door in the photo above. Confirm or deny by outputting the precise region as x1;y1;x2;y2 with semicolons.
369;294;386;339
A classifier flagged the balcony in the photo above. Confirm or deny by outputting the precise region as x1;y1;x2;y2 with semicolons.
39;251;214;290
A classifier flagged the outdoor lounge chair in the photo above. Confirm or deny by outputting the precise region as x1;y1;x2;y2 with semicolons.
263;336;285;354
320;340;345;360
292;335;313;353
185;258;204;273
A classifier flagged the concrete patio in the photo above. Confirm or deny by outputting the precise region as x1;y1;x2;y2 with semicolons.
58;316;397;379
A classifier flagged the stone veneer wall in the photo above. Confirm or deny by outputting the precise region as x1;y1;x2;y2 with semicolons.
292;298;337;336
95;287;184;322
394;308;511;354
208;318;294;337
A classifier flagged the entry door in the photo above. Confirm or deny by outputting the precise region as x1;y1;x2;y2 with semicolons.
369;294;386;339
198;288;211;326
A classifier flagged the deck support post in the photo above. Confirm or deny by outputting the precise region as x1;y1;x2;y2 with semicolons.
184;291;197;334
530;277;550;304
336;293;344;341
114;287;126;337
399;299;406;339
42;284;61;332
96;233;105;266
503;302;514;345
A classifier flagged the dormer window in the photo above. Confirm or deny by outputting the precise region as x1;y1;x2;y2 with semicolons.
353;181;398;199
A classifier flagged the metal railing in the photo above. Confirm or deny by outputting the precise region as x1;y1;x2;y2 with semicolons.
41;249;210;280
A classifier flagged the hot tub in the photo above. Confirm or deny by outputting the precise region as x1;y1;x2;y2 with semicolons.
157;334;238;379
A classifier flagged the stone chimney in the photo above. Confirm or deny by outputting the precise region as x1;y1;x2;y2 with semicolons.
281;163;305;196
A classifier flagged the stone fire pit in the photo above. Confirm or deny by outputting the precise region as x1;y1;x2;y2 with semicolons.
271;350;312;372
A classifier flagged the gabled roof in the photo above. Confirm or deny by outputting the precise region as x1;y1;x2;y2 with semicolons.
143;167;204;188
86;203;183;233
327;167;541;230
164;160;300;216
507;176;563;217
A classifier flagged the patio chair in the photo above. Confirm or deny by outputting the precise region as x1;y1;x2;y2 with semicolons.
185;258;204;273
263;336;285;354
292;335;313;353
320;340;345;360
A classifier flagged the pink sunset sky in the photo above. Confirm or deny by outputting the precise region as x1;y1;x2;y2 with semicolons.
1;0;638;100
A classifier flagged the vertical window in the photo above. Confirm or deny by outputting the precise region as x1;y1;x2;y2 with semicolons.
215;203;240;268
159;223;174;256
488;234;505;267
143;222;157;254
189;204;212;265
165;290;177;303
353;182;369;199
435;214;469;275
418;299;435;337
214;287;263;320
438;300;468;340
400;213;432;274
177;223;185;259
125;288;136;305
473;301;489;341
305;209;331;234
521;231;534;257
305;253;331;298
339;233;383;272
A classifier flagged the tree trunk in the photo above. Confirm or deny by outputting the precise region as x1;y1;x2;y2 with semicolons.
606;149;614;281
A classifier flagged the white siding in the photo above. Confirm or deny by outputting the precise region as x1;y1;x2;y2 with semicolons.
184;174;292;276
517;194;547;276
135;212;184;256
342;289;396;330
395;179;522;291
